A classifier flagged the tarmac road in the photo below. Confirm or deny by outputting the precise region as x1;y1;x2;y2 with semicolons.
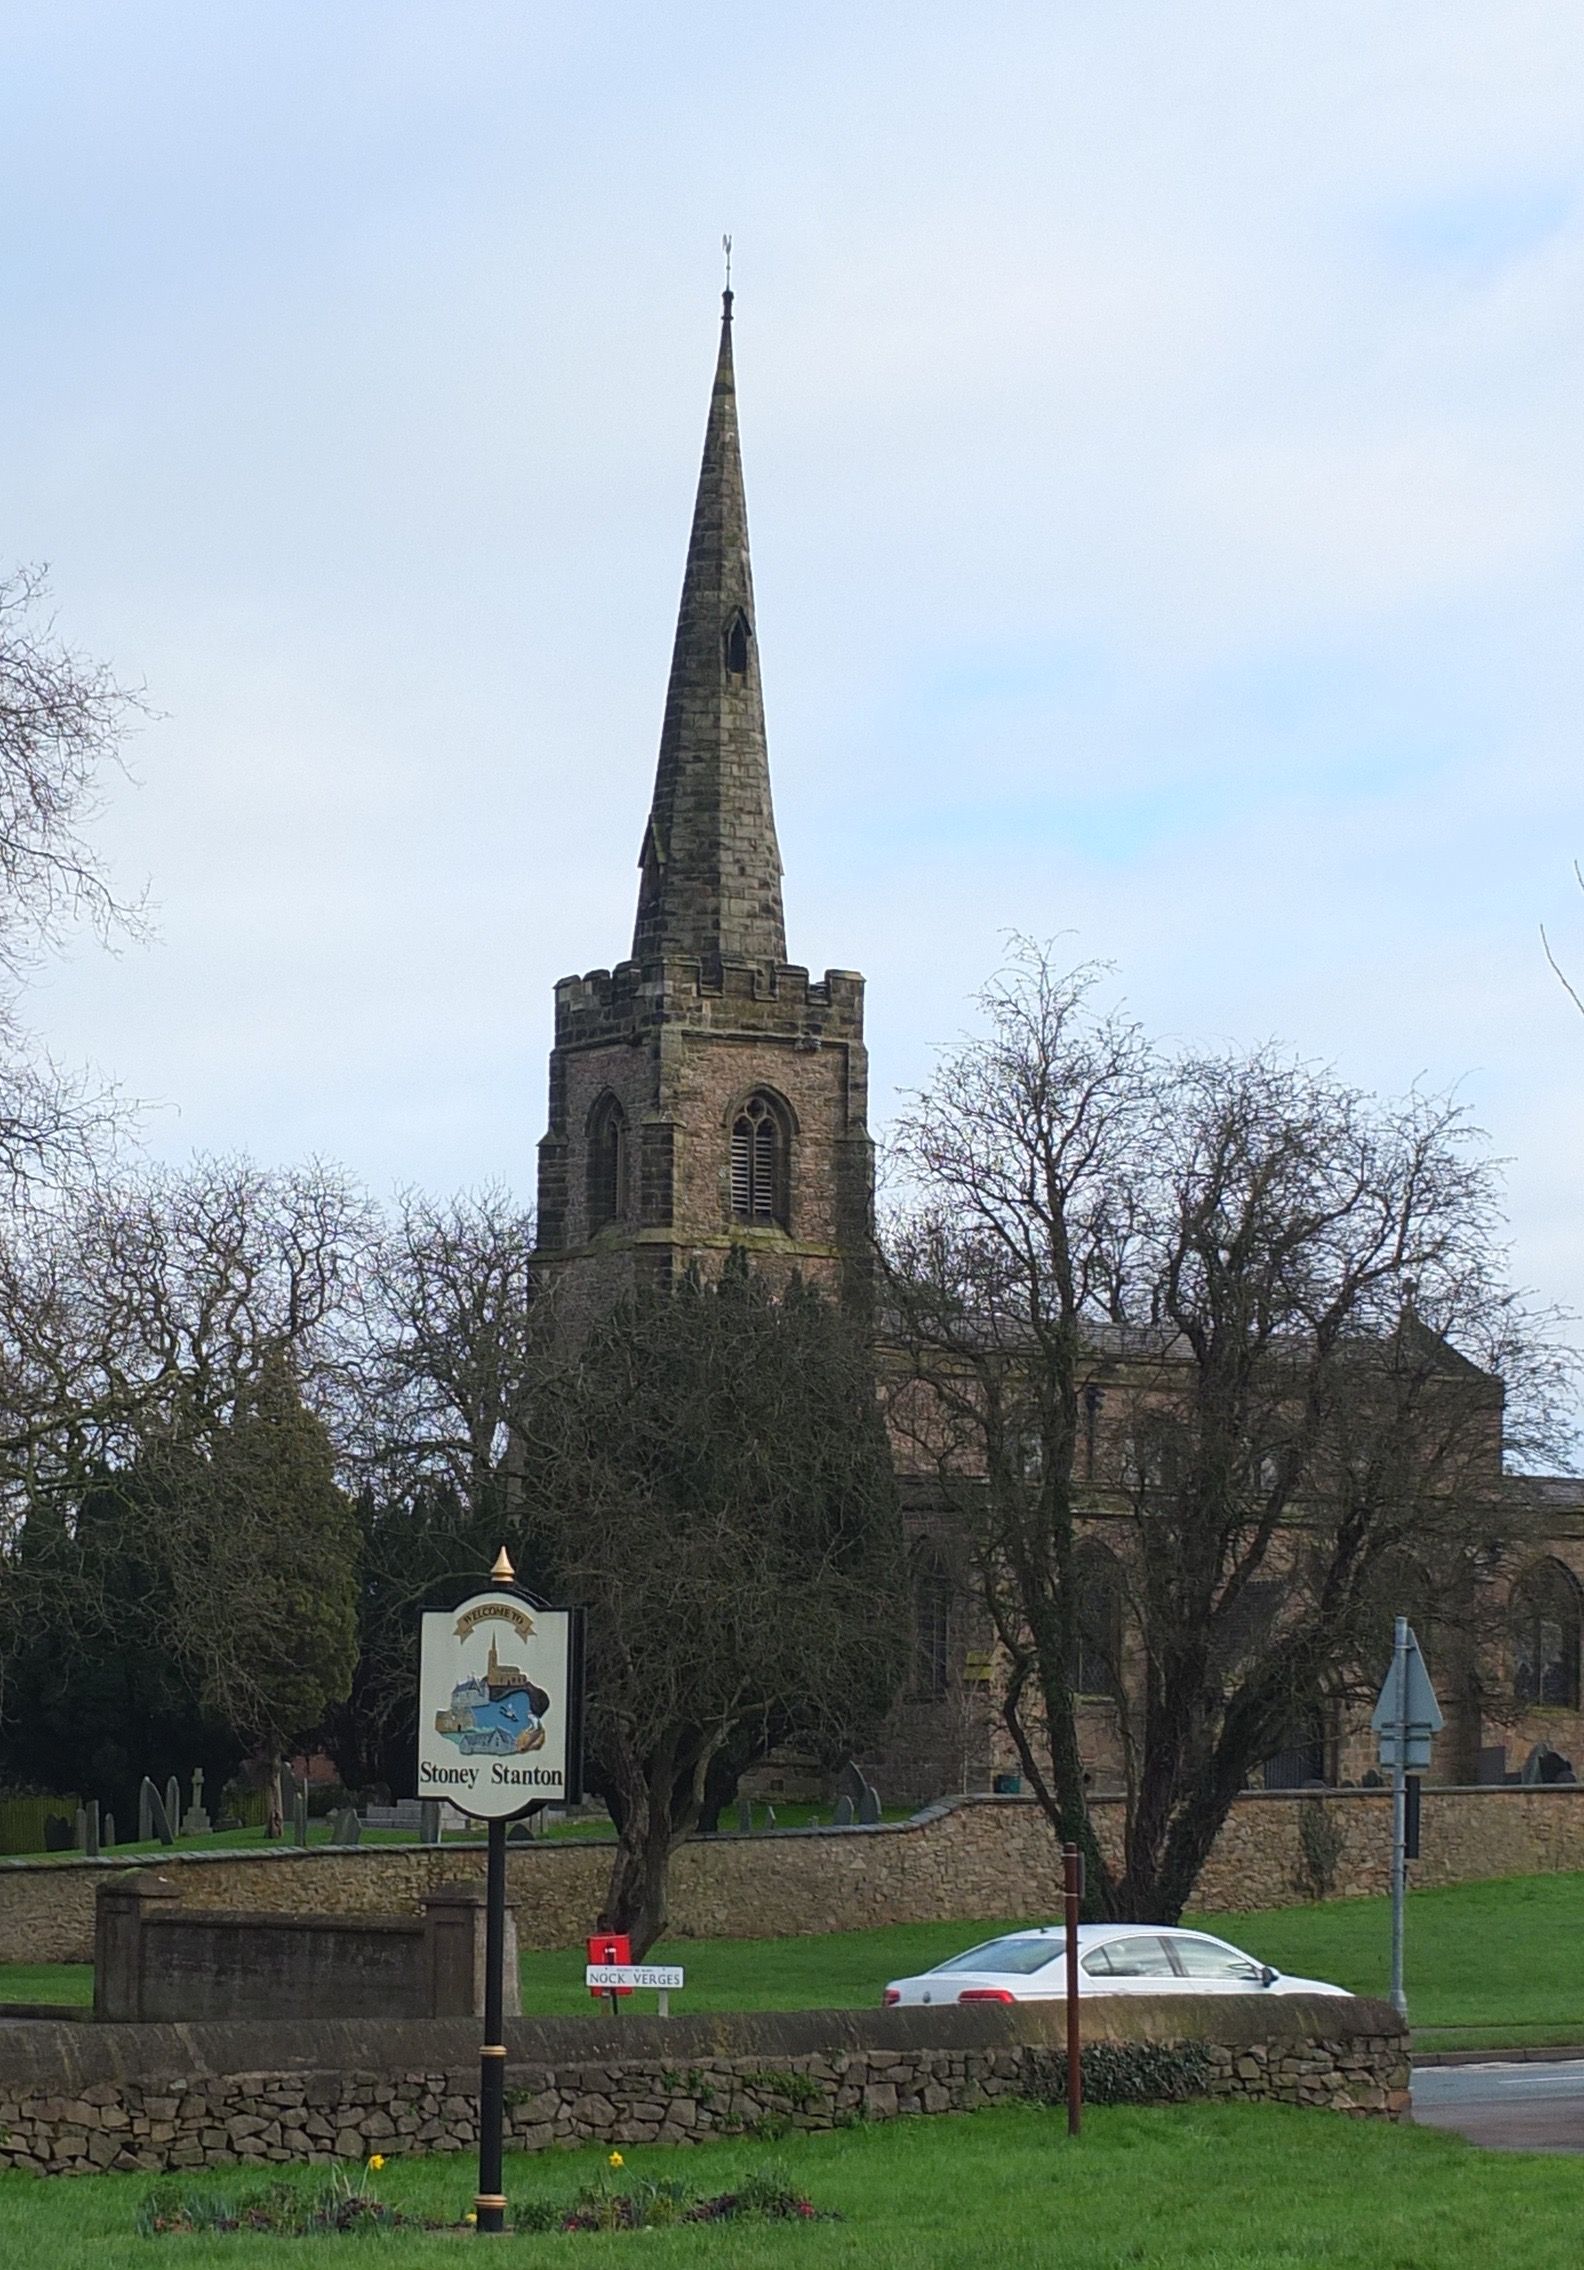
1412;2059;1584;2153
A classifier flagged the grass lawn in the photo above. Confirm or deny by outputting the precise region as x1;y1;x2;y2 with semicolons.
10;1870;1584;2042
2;2101;1584;2269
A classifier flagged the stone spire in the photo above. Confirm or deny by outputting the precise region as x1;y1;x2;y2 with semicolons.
631;290;787;971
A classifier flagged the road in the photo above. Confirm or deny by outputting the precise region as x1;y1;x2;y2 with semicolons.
1413;2059;1584;2152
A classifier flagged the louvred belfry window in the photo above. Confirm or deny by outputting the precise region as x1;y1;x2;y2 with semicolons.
730;1094;786;1225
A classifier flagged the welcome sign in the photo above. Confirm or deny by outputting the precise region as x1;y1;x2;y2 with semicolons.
417;1584;584;1819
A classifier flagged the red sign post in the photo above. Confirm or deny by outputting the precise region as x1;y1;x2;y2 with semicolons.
588;1932;632;2012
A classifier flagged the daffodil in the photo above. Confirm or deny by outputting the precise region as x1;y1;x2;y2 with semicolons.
464;2210;477;2225
608;2151;624;2170
367;2154;386;2172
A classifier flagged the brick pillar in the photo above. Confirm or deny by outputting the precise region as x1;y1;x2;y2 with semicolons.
94;1870;181;2021
420;1879;520;2019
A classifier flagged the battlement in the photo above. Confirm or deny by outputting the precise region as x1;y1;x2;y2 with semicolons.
553;956;865;1047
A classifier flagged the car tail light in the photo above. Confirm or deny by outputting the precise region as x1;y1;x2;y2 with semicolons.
883;1988;900;2006
959;1988;1017;2003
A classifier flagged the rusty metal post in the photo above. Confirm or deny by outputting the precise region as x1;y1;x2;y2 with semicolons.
1062;1842;1083;2137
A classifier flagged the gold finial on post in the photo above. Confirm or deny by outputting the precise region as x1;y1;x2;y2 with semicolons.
490;1546;516;1584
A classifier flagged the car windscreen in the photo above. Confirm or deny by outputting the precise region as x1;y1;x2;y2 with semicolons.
929;1935;1064;1976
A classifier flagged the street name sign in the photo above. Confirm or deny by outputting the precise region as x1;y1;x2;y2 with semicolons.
585;1965;685;1992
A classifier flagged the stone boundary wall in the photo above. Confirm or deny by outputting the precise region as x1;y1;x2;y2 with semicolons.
0;1998;1407;2176
6;1786;1584;1965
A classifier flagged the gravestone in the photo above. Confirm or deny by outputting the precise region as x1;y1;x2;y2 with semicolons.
43;1813;72;1852
84;1798;101;1858
858;1784;882;1826
327;1806;362;1846
764;1804;777;1828
735;1797;753;1834
73;1806;87;1853
180;1767;211;1837
164;1777;181;1838
103;1812;115;1848
833;1794;855;1827
293;1784;310;1847
139;1777;175;1845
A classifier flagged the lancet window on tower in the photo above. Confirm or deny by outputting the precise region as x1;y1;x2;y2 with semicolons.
729;1093;787;1226
723;608;752;676
587;1095;627;1232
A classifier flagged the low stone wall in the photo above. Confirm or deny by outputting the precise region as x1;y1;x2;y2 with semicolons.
0;1998;1407;2176
7;1784;1584;1966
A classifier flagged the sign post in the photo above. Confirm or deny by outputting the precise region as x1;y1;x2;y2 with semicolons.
417;1548;585;2236
1370;1618;1442;2020
1061;1842;1083;2138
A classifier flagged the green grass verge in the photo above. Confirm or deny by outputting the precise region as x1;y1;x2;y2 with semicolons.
4;2102;1584;2269
13;1869;1584;2041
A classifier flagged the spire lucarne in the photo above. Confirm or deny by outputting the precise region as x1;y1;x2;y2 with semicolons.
631;290;787;971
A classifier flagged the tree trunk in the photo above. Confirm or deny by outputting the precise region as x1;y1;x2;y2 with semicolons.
597;1813;676;1957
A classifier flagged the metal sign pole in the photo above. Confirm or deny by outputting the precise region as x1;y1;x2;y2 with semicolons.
475;1813;508;2235
1389;1615;1408;2019
1062;1842;1083;2138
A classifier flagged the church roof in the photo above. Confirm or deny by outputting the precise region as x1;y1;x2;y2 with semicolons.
631;290;788;973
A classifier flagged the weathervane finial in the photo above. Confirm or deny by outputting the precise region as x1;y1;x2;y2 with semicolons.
722;233;733;319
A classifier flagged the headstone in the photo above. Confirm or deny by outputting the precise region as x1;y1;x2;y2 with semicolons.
764;1805;777;1828
73;1806;87;1853
836;1758;867;1806
833;1794;855;1827
43;1813;72;1852
419;1799;442;1845
180;1767;211;1837
164;1777;181;1839
103;1812;115;1848
139;1777;174;1845
327;1805;362;1846
84;1798;101;1858
294;1784;310;1847
735;1797;752;1834
858;1784;882;1826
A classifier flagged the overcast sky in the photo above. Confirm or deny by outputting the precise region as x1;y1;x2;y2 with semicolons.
2;4;1581;1359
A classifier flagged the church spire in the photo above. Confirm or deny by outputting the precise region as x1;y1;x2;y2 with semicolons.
632;289;787;970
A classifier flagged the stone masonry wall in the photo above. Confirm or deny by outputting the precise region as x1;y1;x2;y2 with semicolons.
0;2000;1407;2176
6;1786;1584;1967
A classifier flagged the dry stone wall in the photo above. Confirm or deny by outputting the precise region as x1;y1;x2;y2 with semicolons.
0;2000;1407;2176
6;1787;1584;1967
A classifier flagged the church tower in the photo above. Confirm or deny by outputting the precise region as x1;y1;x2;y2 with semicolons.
534;292;872;1304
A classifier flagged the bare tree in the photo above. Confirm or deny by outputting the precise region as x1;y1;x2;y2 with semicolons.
0;566;145;1192
888;943;1571;1921
517;1260;905;1954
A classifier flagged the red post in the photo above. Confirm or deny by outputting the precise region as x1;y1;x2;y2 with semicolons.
1062;1842;1083;2137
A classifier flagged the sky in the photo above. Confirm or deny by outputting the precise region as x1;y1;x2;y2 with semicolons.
0;3;1581;1365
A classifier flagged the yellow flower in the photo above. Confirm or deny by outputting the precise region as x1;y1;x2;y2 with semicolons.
367;2154;386;2171
464;2211;477;2225
608;2151;624;2170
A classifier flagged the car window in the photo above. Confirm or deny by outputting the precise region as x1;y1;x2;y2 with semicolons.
1166;1935;1265;1981
1088;1935;1175;1978
930;1934;1064;1976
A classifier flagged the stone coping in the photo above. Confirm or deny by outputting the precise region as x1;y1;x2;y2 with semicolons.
0;1995;1403;2091
5;1783;1580;1877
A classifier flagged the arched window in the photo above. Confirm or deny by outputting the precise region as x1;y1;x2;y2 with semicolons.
912;1549;953;1698
1512;1559;1582;1708
729;1093;786;1225
1074;1541;1124;1698
723;608;752;676
587;1096;627;1232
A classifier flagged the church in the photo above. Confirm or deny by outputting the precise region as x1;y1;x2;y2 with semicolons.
531;290;1584;1810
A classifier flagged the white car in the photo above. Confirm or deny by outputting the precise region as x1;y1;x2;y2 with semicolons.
883;1924;1348;2005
